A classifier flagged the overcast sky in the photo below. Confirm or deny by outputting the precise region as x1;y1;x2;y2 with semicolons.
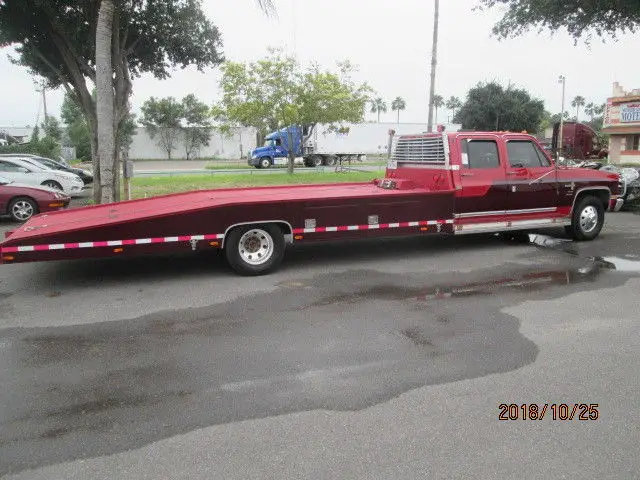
1;0;638;128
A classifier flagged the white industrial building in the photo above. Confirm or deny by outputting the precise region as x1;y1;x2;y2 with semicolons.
128;126;258;160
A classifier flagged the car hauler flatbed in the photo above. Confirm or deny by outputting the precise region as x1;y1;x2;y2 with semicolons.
0;132;622;276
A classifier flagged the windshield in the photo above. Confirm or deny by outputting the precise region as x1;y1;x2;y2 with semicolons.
263;139;275;147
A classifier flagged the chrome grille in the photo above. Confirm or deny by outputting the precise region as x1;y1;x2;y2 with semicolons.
392;135;446;164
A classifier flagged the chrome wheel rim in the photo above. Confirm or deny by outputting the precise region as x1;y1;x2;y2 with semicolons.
238;229;274;266
579;206;598;233
260;159;270;168
12;201;34;221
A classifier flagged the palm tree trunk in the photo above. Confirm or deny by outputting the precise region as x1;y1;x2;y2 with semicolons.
397;109;400;124
427;0;439;132
96;0;115;204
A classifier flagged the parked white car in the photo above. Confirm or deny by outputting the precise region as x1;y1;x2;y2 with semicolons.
0;157;84;196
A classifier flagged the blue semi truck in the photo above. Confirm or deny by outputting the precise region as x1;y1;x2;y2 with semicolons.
248;124;369;169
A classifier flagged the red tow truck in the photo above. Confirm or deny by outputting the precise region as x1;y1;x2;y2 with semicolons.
0;132;622;276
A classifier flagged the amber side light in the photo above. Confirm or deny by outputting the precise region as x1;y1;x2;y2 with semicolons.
113;248;124;253
48;203;65;207
2;256;14;261
294;235;304;240
209;241;219;247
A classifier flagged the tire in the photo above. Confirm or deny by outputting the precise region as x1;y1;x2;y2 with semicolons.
303;157;314;168
9;197;39;222
311;156;323;167
259;157;272;169
225;224;285;276
324;156;338;167
565;195;605;241
41;180;63;191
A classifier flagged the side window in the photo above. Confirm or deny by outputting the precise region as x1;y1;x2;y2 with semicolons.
0;161;20;172
275;138;282;147
507;141;550;168
461;139;500;169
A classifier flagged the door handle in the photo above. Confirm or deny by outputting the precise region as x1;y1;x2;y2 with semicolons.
460;173;474;177
506;172;520;175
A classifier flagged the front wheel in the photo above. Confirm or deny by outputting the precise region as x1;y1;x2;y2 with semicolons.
565;195;604;241
259;157;272;169
41;180;63;191
225;224;285;276
9;197;39;222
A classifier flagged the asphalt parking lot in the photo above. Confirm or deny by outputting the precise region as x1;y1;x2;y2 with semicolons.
1;212;639;479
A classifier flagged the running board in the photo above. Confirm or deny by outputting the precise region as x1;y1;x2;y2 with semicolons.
453;218;571;235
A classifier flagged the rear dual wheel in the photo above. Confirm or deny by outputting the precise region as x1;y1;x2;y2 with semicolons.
225;224;285;276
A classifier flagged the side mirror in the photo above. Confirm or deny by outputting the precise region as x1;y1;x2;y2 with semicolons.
511;163;525;169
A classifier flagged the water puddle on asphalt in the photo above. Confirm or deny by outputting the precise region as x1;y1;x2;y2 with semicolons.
600;256;640;272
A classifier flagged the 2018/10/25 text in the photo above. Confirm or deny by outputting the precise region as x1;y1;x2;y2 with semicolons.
498;404;599;421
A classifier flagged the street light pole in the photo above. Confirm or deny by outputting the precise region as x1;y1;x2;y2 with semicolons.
427;0;439;133
558;75;566;161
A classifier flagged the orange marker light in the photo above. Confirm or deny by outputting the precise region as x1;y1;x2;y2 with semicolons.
48;203;65;207
209;241;219;247
113;248;124;253
2;256;14;261
420;227;429;231
294;235;304;240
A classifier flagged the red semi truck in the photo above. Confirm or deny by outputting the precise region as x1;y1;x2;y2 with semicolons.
0;132;622;276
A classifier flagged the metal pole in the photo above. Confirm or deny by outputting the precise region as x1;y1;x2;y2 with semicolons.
558;75;566;161
427;0;439;133
42;86;48;120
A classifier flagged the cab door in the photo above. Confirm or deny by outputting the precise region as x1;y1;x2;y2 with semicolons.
504;138;559;211
455;136;508;216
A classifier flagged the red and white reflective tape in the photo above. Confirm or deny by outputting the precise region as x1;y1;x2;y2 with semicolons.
1;233;225;254
1;219;455;254
293;219;454;235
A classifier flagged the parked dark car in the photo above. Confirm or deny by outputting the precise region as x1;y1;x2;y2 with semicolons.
0;175;71;222
21;156;94;185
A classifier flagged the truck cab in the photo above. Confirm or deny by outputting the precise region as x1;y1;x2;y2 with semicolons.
248;126;304;168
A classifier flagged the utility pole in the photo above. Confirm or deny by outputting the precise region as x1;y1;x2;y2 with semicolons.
34;79;48;120
427;0;440;133
558;75;566;161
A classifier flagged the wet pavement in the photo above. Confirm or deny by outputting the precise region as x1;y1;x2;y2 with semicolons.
1;214;640;478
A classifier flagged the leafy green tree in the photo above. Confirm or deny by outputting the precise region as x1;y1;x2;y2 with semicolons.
61;92;92;161
454;81;544;133
391;97;406;123
215;49;371;173
433;95;445;124
571;96;586;122
42;116;62;142
141;97;184;160
0;0;225;202
181;94;213;160
445;96;463;122
477;0;640;42
370;97;387;123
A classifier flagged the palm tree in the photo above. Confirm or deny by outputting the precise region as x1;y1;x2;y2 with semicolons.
370;97;388;123
571;96;586;122
433;94;445;124
391;97;407;123
585;102;595;121
445;96;462;122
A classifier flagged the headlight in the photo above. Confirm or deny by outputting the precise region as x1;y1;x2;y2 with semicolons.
252;154;257;159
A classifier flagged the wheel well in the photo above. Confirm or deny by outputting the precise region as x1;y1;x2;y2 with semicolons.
222;221;294;248
573;189;610;212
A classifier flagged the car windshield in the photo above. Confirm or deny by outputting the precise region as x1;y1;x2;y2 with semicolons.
263;139;275;147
